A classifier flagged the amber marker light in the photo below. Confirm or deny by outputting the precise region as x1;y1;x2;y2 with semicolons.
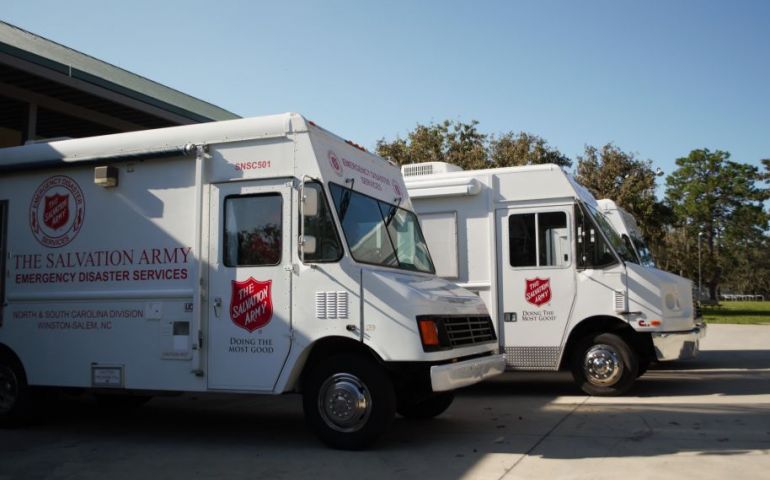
651;320;662;327
418;318;440;347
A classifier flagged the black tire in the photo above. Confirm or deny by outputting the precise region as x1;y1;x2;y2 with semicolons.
636;356;651;378
303;353;395;450
0;357;33;427
397;391;455;419
570;332;638;396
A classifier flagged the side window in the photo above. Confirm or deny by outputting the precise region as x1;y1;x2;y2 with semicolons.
538;212;568;267
223;194;282;267
300;182;343;263
509;214;536;267
509;212;569;268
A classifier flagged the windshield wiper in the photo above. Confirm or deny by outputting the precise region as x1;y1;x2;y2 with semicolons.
383;204;397;227
338;189;353;221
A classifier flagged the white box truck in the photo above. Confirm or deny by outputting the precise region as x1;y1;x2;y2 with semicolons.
0;114;504;449
403;162;705;395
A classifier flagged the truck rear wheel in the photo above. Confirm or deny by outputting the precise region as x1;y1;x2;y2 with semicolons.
570;332;638;396
303;353;395;450
0;358;33;427
397;391;455;419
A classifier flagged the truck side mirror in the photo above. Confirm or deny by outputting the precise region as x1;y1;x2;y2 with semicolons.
304;187;319;217
302;235;317;255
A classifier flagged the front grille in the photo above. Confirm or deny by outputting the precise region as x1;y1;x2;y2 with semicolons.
442;315;496;347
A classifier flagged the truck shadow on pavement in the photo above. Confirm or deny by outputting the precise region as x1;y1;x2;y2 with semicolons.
637;348;770;396
1;346;769;480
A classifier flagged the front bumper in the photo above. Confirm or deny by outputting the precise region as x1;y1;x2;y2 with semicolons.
430;354;505;392
651;322;707;361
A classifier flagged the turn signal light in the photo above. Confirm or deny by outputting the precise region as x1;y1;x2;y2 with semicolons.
418;319;440;347
651;320;662;327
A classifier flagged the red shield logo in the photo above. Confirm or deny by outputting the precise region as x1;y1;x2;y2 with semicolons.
43;193;70;230
525;278;551;307
230;277;273;332
328;151;343;176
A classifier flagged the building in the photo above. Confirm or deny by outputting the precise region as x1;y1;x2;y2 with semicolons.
0;21;239;148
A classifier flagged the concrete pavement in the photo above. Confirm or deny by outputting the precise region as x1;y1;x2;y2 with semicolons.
0;324;768;480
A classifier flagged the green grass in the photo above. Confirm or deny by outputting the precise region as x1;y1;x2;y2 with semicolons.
702;300;770;324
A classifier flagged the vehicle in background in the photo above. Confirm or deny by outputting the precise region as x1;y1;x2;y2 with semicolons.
0;115;504;449
403;162;705;395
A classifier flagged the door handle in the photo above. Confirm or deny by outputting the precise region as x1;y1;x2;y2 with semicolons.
214;297;222;318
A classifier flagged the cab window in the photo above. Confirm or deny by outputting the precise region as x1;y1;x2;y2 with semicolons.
575;204;617;269
223;194;282;266
300;182;343;263
509;211;569;268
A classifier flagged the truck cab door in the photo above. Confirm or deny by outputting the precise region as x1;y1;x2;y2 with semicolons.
496;206;576;370
207;179;293;391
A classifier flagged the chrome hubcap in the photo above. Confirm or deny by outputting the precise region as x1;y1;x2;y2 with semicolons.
583;345;623;386
318;373;371;433
0;366;19;413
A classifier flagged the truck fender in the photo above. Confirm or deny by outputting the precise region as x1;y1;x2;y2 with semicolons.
559;315;641;369
280;336;384;393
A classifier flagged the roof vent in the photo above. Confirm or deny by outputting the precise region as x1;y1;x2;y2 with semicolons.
401;162;463;177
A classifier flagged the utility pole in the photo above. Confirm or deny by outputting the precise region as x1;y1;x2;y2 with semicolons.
698;231;703;301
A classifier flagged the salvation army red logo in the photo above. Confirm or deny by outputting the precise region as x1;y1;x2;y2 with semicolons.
525;278;551;307
328;151;343;176
230;277;273;333
29;175;85;248
44;193;70;229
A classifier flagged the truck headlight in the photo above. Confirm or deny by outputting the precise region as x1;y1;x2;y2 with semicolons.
665;293;681;311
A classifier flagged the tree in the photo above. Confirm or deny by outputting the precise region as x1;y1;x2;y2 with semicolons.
665;149;768;300
376;120;570;170
489;132;572;168
575;143;669;258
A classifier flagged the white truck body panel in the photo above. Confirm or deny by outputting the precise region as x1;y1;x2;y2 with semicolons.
0;114;503;397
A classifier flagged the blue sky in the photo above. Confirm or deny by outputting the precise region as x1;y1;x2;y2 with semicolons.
4;0;769;195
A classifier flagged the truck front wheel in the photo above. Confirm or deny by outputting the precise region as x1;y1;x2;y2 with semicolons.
303;353;396;450
397;392;455;419
570;332;638;396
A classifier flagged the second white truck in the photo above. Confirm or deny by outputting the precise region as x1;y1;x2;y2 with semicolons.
404;162;705;395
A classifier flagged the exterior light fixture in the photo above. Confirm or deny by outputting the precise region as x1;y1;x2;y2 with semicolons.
94;165;118;187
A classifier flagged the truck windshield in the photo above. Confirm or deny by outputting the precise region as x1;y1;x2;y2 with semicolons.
329;183;435;273
631;235;656;268
584;203;638;264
